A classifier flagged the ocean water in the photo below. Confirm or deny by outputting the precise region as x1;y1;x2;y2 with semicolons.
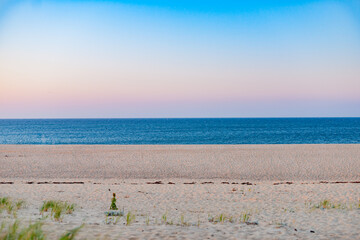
0;118;359;144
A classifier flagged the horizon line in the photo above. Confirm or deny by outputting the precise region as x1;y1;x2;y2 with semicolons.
1;117;360;120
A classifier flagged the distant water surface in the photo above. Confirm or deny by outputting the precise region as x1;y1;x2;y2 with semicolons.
0;118;359;144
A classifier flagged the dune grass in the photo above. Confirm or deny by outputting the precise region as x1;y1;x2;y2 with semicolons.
58;224;83;240
0;221;83;240
0;197;25;217
239;211;251;223
208;211;252;224
208;213;230;224
176;214;190;227
145;215;150;226
40;200;75;221
312;200;344;209
306;199;360;210
160;212;173;225
0;221;45;240
161;212;167;224
125;212;135;226
180;214;189;226
217;213;226;223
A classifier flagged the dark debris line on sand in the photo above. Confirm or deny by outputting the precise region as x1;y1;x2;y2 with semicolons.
2;180;359;185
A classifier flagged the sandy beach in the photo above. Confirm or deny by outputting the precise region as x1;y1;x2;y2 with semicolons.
1;145;360;239
1;144;360;181
2;0;359;238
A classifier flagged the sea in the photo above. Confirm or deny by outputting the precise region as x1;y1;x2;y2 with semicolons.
0;118;359;144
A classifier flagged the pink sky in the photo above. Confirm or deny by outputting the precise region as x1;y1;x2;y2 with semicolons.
0;0;359;117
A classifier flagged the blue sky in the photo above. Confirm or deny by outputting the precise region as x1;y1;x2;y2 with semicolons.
0;0;359;118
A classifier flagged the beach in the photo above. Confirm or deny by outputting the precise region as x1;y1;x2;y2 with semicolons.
1;145;360;239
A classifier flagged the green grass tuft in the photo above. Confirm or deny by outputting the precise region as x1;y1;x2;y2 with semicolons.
58;224;84;240
0;221;45;240
312;200;344;209
18;222;45;240
125;212;135;226
0;197;25;217
161;212;167;224
40;200;75;221
218;213;226;223
239;212;251;223
180;214;189;226
0;221;83;240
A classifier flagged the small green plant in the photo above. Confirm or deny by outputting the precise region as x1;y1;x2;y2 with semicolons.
40;200;75;221
0;222;5;233
160;212;173;225
40;201;52;212
65;204;75;214
110;193;118;210
319;200;331;209
15;200;25;211
161;212;167;224
6;205;14;215
218;214;226;223
125;212;135;226
208;214;228;224
239;212;251;223
180;214;188;226
145;215;150;225
0;197;10;209
0;197;25;216
58;224;84;240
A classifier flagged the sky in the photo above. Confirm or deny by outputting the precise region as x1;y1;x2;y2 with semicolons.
0;0;359;118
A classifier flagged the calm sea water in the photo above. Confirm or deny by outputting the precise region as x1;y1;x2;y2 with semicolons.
0;118;359;144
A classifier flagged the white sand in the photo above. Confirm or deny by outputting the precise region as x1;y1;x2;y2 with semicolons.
1;145;360;239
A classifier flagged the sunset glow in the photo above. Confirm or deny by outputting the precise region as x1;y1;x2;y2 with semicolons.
1;0;359;118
